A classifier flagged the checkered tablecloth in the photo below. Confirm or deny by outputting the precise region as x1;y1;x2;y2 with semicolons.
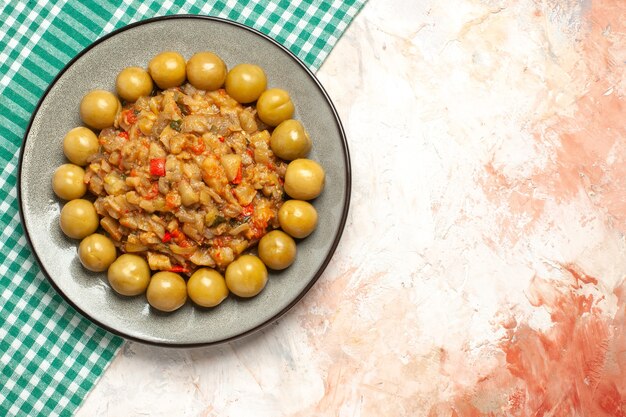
0;1;365;415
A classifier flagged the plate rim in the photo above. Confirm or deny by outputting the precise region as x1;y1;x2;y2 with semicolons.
17;14;351;347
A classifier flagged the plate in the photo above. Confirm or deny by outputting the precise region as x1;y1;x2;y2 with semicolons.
18;15;350;346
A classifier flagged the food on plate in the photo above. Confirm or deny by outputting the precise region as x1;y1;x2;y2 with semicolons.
283;158;325;200
225;64;267;103
148;51;186;89
225;254;268;297
187;268;229;307
107;254;151;296
116;66;154;102
256;88;294;126
63;127;99;166
146;271;187;312
59;199;99;239
84;84;287;273
270;119;311;161
80;90;120;130
54;50;328;311
278;200;318;238
52;164;87;200
186;52;227;91
258;230;296;270
78;233;117;272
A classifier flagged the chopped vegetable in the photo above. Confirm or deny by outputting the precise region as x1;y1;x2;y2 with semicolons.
232;164;242;184
241;204;254;217
176;101;190;116
145;182;159;199
190;140;205;154
123;109;138;125
165;192;180;209
83;81;290;278
178;239;192;248
150;158;166;176
167;228;192;248
212;215;226;227
169;119;182;131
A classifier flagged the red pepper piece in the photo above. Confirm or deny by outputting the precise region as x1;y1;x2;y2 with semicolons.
123;109;138;125
213;236;232;247
232;164;242;184
168;229;191;248
150;158;166;176
162;232;172;243
241;204;254;217
169;265;189;273
165;193;179;209
191;140;205;154
118;131;129;140
218;136;225;143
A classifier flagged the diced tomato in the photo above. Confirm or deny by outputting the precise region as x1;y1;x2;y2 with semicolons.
248;222;267;240
232;164;242;184
168;228;191;247
150;158;166;176
162;232;172;243
123;109;138;125
165;193;179;209
246;207;274;239
213;236;232;247
191;140;205;154
118;131;129;140
241;204;254;217
145;182;159;199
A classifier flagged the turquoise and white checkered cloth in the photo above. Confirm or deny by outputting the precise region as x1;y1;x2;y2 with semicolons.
0;1;365;415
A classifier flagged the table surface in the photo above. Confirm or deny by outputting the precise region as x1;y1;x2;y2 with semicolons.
77;0;626;415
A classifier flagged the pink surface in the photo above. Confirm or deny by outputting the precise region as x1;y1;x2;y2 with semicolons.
77;1;626;416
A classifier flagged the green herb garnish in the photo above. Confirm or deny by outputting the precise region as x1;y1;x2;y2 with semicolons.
212;215;226;227
170;119;182;131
